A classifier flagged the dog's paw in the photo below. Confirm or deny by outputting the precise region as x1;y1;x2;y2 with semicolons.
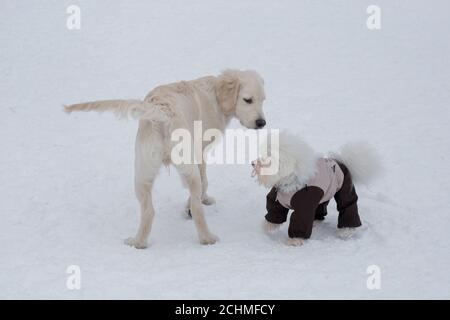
124;237;148;249
262;220;281;234
199;232;219;245
337;228;356;239
285;238;305;246
201;195;216;205
313;220;324;226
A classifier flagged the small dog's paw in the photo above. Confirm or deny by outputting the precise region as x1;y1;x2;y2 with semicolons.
199;233;219;245
313;220;324;226
201;195;216;205
124;237;148;249
286;238;305;246
337;228;356;239
262;220;281;234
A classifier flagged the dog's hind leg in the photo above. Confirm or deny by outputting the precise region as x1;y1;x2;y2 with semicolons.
125;122;163;249
199;163;215;205
176;164;218;245
125;179;156;249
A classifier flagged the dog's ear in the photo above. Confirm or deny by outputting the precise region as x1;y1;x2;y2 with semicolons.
215;72;240;115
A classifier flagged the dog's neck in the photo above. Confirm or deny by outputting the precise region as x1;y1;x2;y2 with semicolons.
275;173;308;193
275;154;320;194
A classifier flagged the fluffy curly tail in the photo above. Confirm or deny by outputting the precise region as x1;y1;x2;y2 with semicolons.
64;99;172;122
331;142;381;184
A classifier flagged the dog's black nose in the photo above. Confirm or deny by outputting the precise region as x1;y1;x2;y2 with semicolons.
255;119;266;129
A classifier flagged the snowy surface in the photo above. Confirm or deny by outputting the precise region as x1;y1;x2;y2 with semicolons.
1;0;450;299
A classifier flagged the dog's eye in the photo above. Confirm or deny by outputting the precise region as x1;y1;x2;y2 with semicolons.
243;98;253;104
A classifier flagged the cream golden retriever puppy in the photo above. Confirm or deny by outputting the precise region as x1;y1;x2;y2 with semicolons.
65;69;266;248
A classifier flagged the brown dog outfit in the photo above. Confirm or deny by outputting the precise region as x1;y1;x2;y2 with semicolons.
265;159;362;239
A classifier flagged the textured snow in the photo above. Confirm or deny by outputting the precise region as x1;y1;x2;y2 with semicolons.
1;0;449;299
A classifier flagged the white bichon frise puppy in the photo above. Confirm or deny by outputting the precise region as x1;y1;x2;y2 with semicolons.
252;131;380;246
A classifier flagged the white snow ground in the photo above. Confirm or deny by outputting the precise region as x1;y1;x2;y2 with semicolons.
1;0;450;299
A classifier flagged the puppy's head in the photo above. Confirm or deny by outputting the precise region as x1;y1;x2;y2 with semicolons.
215;69;266;129
252;132;317;188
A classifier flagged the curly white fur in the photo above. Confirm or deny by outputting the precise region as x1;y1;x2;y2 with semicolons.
330;141;382;184
256;131;319;192
255;132;381;191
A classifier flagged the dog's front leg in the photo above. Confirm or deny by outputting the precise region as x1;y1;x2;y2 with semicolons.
184;163;215;217
199;163;215;205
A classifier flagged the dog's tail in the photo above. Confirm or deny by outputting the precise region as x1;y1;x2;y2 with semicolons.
64;99;172;122
330;142;382;184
